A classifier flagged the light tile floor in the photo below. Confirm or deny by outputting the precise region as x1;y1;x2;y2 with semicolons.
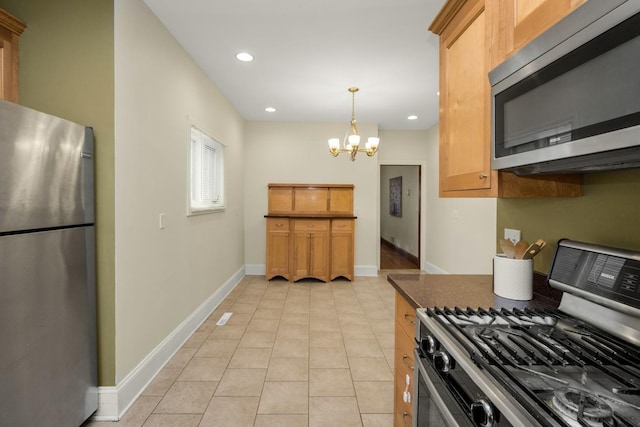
86;271;416;427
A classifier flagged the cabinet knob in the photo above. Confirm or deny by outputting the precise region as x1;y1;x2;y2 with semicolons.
402;411;411;427
402;354;414;371
479;173;488;179
404;313;416;325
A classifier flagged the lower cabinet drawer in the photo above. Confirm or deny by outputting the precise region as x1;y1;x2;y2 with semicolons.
331;219;353;231
293;219;329;231
394;324;415;427
394;401;413;427
395;293;417;340
267;218;289;231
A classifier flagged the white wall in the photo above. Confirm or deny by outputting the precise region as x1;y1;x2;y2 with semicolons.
244;121;379;274
380;165;420;257
379;128;496;274
423;126;497;273
114;0;245;381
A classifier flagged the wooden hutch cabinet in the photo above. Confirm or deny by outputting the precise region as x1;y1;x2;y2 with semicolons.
0;8;26;103
265;183;355;282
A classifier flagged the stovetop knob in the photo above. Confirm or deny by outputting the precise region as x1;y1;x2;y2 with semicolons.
422;335;438;354
433;350;453;373
471;399;496;427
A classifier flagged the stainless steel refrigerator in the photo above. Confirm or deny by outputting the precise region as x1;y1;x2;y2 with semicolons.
0;100;98;426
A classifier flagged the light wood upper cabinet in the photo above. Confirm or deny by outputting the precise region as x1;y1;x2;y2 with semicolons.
268;186;294;214
294;188;329;213
0;9;26;103
436;0;492;195
430;0;583;198
487;0;585;66
329;187;353;214
510;0;587;54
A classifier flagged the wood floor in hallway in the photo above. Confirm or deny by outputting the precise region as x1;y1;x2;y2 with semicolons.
379;240;419;270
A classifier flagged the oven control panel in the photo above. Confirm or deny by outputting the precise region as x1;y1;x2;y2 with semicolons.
549;239;640;310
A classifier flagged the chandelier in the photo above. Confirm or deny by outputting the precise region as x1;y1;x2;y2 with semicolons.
328;87;380;161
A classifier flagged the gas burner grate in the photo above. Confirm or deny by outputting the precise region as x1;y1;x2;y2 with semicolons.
426;306;640;427
552;387;613;426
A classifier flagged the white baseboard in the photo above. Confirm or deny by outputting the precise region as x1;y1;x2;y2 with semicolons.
92;266;245;421
355;265;379;276
422;260;448;274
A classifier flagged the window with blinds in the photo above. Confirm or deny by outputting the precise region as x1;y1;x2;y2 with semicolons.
190;126;225;213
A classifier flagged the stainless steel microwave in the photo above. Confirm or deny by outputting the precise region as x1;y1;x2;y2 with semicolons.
490;0;640;175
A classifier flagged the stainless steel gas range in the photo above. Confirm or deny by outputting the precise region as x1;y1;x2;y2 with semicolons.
414;239;640;426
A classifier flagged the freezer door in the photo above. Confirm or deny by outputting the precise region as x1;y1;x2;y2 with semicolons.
0;100;94;232
0;226;97;426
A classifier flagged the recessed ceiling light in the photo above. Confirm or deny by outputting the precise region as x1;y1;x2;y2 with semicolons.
235;52;254;62
265;107;276;112
408;115;418;120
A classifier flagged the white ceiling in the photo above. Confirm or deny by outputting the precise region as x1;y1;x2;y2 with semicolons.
142;0;445;130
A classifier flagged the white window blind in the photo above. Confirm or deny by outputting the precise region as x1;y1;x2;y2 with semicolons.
190;126;224;213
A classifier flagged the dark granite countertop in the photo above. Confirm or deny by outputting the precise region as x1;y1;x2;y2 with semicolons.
387;273;561;311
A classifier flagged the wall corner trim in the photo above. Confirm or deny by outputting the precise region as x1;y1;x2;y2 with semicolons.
244;264;265;276
355;265;379;277
90;266;245;421
422;261;449;274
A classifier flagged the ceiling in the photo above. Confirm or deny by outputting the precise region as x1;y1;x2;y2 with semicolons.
142;0;445;131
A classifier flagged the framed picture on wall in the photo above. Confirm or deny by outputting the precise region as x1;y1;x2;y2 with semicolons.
390;176;402;217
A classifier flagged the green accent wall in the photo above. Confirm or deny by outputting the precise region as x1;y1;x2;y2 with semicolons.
0;0;116;385
497;170;640;276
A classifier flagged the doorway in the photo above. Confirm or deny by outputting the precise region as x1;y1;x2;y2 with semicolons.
379;165;421;270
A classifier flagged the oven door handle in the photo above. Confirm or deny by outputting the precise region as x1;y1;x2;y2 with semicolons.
413;349;462;427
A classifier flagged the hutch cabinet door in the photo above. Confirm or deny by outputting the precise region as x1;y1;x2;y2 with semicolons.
265;218;290;280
